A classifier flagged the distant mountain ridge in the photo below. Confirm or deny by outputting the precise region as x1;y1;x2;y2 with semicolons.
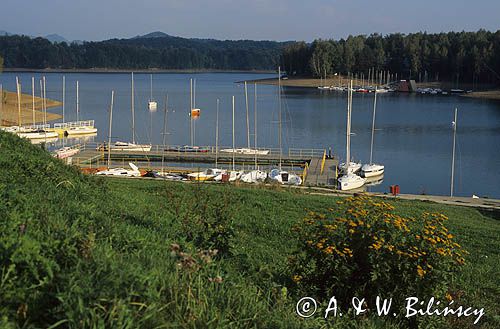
132;31;173;39
45;34;68;43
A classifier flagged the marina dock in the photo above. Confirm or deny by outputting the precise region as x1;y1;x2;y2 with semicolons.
71;143;338;185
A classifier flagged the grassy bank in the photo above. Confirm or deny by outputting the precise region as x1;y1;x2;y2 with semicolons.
0;90;62;126
0;130;499;328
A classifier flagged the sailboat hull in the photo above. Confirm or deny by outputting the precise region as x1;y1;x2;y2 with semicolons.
361;163;385;177
338;174;366;191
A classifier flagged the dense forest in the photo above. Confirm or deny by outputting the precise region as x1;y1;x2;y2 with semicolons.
0;33;283;70
1;30;500;85
283;30;500;85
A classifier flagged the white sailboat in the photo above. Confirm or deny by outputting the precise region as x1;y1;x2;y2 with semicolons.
52;79;98;136
338;81;366;191
52;146;80;159
361;89;384;178
220;148;270;155
15;77;58;140
220;81;270;155
96;91;141;177
102;73;151;152
269;67;302;186
96;162;141;177
241;84;268;183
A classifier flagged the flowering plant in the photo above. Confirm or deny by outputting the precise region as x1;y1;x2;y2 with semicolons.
289;196;466;305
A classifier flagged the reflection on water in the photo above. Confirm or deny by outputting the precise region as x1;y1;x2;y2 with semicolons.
365;174;384;187
2;72;500;198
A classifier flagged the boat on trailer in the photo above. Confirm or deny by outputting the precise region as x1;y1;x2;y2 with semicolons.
96;162;141;177
188;168;225;181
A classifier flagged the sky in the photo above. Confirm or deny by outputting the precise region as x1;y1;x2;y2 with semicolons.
1;0;500;42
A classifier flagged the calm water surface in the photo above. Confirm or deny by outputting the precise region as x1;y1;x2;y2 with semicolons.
1;72;499;198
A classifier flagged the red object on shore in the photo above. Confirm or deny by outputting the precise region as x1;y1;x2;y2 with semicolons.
390;185;400;196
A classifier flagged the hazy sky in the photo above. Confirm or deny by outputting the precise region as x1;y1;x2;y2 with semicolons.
2;0;499;41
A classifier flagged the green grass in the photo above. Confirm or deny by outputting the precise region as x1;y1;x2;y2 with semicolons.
0;131;499;328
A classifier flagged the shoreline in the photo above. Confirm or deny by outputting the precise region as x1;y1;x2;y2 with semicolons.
3;68;276;74
246;77;500;100
0;91;62;126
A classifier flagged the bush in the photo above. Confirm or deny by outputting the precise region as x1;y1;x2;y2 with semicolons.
166;185;237;258
289;195;467;308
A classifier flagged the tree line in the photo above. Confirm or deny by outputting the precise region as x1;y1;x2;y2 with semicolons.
1;31;500;86
0;34;283;70
282;30;500;85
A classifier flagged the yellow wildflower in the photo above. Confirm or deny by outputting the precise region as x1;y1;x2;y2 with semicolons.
417;265;425;278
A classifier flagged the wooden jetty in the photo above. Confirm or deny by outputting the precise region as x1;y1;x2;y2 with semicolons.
71;143;339;186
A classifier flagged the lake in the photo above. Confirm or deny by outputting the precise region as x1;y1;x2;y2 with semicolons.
1;72;499;198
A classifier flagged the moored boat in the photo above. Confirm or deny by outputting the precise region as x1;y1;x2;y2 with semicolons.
53;146;80;159
361;163;385;177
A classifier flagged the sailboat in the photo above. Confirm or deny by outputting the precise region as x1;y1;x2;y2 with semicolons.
269;67;302;186
361;90;384;178
52;146;80;159
338;84;362;174
15;76;58;140
189;98;227;182
217;96;243;180
96;91;142;177
102;72;151;151
220;81;270;155
96;162;141;177
64;81;98;135
241;83;267;183
338;81;366;191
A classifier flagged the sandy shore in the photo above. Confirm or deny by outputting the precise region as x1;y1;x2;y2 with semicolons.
248;77;500;100
461;90;500;100
0;90;62;126
244;76;359;88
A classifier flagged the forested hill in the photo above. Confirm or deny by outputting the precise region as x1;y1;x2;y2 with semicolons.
0;32;285;70
1;30;500;85
283;30;500;85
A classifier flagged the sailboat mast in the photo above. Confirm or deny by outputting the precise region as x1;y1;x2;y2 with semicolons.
232;96;235;171
450;108;458;197
245;81;250;148
150;74;153;101
43;77;47;126
190;78;193;146
107;90;114;169
233;96;235;170
193;79;196;146
76;80;79;122
278;66;282;170
161;94;168;173
215;98;219;168
32;77;36;125
346;80;352;170
254;83;258;170
131;72;135;144
16;77;21;127
62;76;65;123
369;90;378;164
0;84;2;124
